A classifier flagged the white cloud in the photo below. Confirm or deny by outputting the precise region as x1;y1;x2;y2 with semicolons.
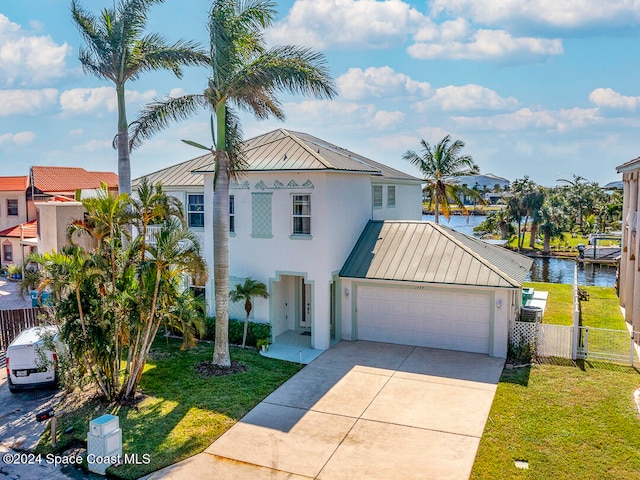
408;27;563;62
337;66;432;100
430;0;640;30
0;14;70;86
368;110;405;129
0;131;36;145
60;87;157;114
0;89;58;116
74;139;112;152
589;88;640;110
416;84;519;111
269;0;424;49
69;128;84;136
452;107;601;132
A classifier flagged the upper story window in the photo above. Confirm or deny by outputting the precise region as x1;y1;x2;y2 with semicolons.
292;194;311;235
229;195;235;233
387;186;396;208
7;199;18;216
187;194;204;228
372;185;383;209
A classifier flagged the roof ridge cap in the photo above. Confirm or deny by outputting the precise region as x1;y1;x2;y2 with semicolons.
430;222;520;287
285;130;335;169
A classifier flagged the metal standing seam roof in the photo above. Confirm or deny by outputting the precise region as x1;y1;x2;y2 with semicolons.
339;220;533;288
134;129;422;186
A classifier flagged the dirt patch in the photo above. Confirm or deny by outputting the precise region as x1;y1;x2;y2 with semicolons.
195;360;248;377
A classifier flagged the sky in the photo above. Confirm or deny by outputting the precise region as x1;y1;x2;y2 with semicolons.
1;0;640;187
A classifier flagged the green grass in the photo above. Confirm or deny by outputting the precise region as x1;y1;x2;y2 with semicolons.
36;339;302;479
508;232;588;253
523;282;574;326
523;282;625;330
471;362;640;480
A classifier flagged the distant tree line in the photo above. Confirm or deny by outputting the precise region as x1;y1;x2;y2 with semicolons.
473;175;622;253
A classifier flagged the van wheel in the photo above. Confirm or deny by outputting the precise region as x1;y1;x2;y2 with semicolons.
7;379;18;394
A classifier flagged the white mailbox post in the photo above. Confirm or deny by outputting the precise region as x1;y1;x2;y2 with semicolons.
87;414;122;475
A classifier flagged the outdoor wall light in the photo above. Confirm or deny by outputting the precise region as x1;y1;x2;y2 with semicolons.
344;288;350;297
496;299;502;308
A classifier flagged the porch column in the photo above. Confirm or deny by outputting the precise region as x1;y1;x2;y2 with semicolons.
204;172;215;316
633;173;640;333
625;172;638;326
620;173;630;306
312;278;331;350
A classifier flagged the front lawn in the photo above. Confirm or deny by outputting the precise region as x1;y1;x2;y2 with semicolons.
36;339;302;479
471;362;640;479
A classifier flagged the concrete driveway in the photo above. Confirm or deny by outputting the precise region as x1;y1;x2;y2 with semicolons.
145;341;504;480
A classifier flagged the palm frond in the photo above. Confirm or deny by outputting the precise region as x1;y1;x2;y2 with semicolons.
129;94;208;149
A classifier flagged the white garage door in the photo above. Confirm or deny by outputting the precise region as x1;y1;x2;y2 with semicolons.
356;285;491;354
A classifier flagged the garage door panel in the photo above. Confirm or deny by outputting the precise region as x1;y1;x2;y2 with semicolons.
356;285;491;354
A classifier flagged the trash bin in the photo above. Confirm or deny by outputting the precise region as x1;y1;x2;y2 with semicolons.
30;290;40;307
522;288;534;305
41;291;52;306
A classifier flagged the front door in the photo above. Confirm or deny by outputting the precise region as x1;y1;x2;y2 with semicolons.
299;279;311;329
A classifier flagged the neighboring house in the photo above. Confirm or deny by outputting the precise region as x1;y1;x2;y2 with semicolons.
0;176;31;267
0;221;37;268
456;173;510;205
0;167;119;267
0;176;30;232
31;167;119;256
615;157;640;335
30;166;119;201
136;129;531;357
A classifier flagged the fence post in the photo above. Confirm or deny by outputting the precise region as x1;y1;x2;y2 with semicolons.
572;264;581;360
631;335;636;366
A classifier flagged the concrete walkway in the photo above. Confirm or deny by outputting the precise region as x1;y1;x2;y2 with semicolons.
144;341;504;480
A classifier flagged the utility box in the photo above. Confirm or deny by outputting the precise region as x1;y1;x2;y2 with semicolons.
87;414;122;475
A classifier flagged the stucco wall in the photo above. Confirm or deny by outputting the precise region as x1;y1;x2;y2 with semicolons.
36;202;95;254
0;192;28;230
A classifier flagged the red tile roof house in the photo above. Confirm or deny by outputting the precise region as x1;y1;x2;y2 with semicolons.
29;167;119;256
0;176;33;268
0;168;118;269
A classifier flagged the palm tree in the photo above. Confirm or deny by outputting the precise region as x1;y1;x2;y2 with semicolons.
229;278;269;349
124;217;207;398
130;0;336;367
71;0;207;195
403;135;482;224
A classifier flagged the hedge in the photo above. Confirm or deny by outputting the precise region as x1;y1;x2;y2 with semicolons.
204;317;271;348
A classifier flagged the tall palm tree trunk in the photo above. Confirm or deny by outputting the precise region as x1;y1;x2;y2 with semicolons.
434;195;440;224
117;84;131;196
213;105;231;367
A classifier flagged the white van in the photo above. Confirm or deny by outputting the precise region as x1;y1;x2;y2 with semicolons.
5;326;60;393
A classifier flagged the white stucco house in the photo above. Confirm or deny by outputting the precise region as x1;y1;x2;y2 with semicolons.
136;129;532;358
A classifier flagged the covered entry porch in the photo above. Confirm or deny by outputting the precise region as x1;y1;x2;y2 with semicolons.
267;272;338;362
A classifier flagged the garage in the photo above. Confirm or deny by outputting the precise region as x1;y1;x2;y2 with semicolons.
356;285;491;354
339;220;533;358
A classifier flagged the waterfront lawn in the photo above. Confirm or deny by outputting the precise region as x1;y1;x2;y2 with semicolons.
36;339;302;480
524;282;624;330
523;281;573;326
471;361;640;480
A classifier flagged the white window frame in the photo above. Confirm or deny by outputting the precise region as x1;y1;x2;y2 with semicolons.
292;194;311;236
372;185;383;209
387;186;396;208
187;193;204;228
7;199;18;216
3;243;13;262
